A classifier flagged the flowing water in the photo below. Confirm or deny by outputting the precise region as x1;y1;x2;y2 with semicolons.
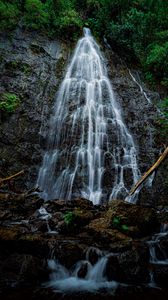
37;28;140;204
46;247;118;293
147;223;168;287
128;69;151;104
148;223;168;265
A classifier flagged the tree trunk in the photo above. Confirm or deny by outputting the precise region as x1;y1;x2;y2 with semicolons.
129;147;168;196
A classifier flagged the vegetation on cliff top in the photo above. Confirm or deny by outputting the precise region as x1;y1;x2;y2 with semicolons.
0;0;167;90
0;1;168;129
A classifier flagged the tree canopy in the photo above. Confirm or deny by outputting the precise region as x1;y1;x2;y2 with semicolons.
0;0;168;90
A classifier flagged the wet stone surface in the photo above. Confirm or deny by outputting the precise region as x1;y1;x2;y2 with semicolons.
0;195;167;298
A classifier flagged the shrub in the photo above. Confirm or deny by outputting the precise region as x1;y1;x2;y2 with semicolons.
0;0;20;30
23;0;50;30
112;216;129;233
63;211;77;225
158;98;168;138
0;92;20;113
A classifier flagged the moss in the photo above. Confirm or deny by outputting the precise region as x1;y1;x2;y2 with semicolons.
0;92;20;113
5;60;32;75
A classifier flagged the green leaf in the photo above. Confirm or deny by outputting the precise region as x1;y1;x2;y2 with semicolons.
112;216;121;225
121;224;129;231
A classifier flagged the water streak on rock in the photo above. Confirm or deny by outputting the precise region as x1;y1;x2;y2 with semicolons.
37;28;140;204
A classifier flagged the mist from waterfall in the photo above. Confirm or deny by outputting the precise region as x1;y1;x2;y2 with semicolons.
37;28;140;204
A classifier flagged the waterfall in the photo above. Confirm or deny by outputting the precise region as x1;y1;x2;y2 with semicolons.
128;69;151;104
46;247;118;293
37;28;140;204
147;223;168;287
147;223;168;265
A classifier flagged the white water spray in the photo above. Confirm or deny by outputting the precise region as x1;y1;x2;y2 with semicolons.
148;223;168;265
37;28;140;204
46;247;118;293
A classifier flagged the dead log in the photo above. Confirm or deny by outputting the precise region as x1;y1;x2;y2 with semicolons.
0;186;40;201
0;192;25;201
129;146;168;196
0;170;24;187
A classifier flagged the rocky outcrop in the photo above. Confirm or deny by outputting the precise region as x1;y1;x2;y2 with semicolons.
0;27;71;191
0;196;167;297
0;27;167;205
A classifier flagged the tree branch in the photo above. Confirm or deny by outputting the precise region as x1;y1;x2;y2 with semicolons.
129;147;168;196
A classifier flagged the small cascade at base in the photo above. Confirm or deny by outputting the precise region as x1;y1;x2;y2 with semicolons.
46;247;118;293
148;224;168;265
147;223;168;287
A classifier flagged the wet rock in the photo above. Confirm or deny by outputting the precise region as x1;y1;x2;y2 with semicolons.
1;28;167;205
117;247;149;284
70;198;94;209
76;261;88;278
0;227;20;241
107;200;158;236
52;241;84;269
85;247;103;265
153;264;168;287
156;207;168;224
87;218;132;251
0;27;69;190
107;246;149;284
0;254;48;289
106;255;121;281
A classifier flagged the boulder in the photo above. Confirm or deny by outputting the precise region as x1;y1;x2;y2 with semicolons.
107;200;158;236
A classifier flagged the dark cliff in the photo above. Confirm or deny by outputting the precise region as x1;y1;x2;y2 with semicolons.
0;27;167;205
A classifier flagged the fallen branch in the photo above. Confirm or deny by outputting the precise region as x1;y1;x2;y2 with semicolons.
0;186;40;201
129;146;168;196
0;170;24;187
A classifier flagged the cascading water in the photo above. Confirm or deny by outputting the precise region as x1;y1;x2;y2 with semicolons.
37;28;140;204
128;69;151;104
147;223;168;287
46;247;118;293
148;223;168;265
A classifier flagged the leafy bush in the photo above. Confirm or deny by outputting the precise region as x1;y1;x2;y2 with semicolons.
0;92;20;113
158;98;168;138
53;8;83;39
145;42;168;85
0;0;167;90
112;216;129;233
23;0;49;30
63;211;77;225
0;0;20;30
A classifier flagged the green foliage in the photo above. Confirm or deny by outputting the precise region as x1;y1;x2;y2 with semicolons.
0;0;20;30
0;0;167;88
112;215;129;233
63;211;77;225
145;42;168;84
112;216;121;226
46;0;83;39
158;98;168;138
53;8;83;39
0;92;20;113
23;0;50;30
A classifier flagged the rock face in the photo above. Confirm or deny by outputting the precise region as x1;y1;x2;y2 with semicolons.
103;48;168;206
0;27;70;191
0;27;167;204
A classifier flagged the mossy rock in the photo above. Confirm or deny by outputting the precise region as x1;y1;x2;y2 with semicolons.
107;200;158;236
